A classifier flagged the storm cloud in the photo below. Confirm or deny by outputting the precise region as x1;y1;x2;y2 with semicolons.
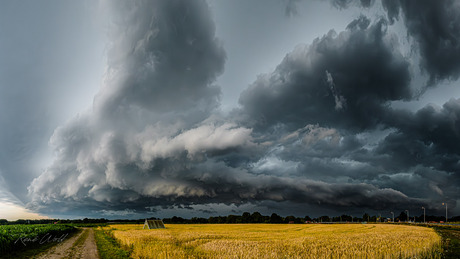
21;0;460;218
238;16;411;132
28;0;238;214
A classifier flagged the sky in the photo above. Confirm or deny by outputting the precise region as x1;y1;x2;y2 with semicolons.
0;0;459;220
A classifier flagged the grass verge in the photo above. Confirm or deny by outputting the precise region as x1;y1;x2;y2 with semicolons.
432;225;460;259
94;227;131;259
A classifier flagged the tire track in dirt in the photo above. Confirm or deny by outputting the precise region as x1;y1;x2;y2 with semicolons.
35;228;99;259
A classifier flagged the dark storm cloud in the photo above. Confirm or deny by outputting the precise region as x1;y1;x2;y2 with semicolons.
331;0;373;9
95;0;226;122
27;0;460;218
378;98;460;174
196;163;423;211
27;0;247;215
335;99;460;210
238;17;410;132
30;153;425;215
331;0;460;83
380;0;460;83
235;9;459;215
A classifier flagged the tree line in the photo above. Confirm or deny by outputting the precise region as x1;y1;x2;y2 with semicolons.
162;211;460;224
1;211;459;225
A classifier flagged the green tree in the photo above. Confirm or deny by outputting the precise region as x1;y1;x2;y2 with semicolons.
251;212;263;223
242;212;251;223
226;215;238;223
397;211;408;222
362;213;370;222
284;215;296;223
319;216;330;222
270;213;283;223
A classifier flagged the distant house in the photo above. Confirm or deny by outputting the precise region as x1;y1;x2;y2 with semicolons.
143;219;165;229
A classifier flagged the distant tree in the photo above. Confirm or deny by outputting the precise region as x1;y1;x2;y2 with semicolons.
397;211;407;222
242;212;251;223
304;216;312;222
370;215;377;222
251;212;263;223
425;215;444;222
270;213;283;223
208;217;218;224
362;213;370;222
318;216;330;223
263;216;271;223
450;215;460;222
171;216;187;223
0;219;8;225
284;215;296;223
340;215;352;222
219;216;228;223
191;217;207;224
226;215;238;224
15;219;27;224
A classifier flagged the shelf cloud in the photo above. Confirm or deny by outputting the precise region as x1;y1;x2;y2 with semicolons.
4;0;456;218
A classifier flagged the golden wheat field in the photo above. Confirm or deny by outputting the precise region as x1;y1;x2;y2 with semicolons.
104;223;442;259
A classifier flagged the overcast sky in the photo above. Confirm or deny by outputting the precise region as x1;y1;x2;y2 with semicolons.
1;0;460;220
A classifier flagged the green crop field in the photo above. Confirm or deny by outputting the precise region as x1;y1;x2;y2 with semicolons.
0;224;76;257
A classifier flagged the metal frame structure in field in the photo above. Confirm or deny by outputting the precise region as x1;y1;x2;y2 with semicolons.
143;219;165;229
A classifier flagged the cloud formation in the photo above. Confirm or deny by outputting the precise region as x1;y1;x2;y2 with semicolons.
382;0;460;83
27;0;460;218
28;0;234;214
238;17;410;132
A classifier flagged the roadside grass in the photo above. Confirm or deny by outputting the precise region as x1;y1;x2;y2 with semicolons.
431;225;460;259
94;227;131;259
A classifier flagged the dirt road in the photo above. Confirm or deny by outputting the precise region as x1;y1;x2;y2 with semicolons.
35;228;99;259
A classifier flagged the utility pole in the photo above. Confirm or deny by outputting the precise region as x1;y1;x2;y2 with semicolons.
405;210;409;222
422;207;425;223
390;212;394;223
442;203;447;222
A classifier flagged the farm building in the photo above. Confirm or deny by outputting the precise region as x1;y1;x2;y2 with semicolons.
143;219;165;229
